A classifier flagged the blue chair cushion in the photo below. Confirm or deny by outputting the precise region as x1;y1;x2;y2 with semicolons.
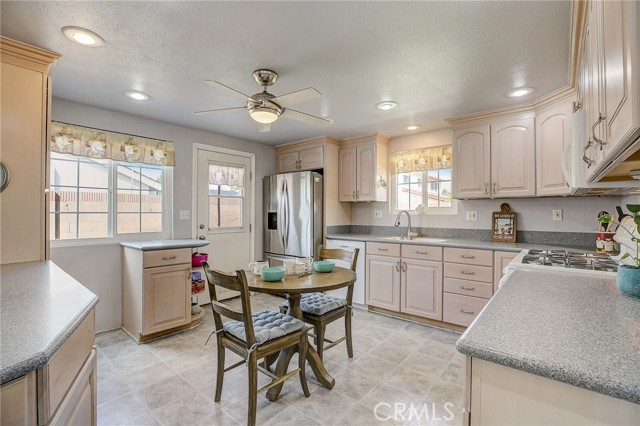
280;292;348;316
223;310;305;345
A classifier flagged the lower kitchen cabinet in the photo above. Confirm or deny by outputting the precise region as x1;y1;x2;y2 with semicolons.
494;251;519;292
401;258;443;320
442;292;489;327
366;254;400;311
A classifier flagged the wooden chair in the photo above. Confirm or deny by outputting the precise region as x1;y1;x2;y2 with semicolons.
280;245;359;360
202;262;310;426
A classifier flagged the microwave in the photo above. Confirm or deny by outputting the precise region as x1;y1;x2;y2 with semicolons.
562;111;639;196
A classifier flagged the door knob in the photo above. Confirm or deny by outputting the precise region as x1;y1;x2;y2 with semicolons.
199;224;205;229
198;235;206;240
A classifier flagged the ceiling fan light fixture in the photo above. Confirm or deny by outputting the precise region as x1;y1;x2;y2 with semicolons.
376;101;398;111
249;105;281;124
61;26;105;47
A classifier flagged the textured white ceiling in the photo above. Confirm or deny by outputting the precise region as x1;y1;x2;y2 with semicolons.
0;1;572;146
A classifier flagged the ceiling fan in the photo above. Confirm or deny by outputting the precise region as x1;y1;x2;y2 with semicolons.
195;69;333;133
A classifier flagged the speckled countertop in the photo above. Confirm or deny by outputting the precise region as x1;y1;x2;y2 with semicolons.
0;261;99;384
456;269;640;405
326;233;592;253
120;239;209;251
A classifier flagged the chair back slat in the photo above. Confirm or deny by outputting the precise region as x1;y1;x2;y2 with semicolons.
202;262;257;347
317;245;359;272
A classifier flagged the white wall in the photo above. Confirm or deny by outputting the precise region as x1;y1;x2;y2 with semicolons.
51;98;276;332
352;129;622;233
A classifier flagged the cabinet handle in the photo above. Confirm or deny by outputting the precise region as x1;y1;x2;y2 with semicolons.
352;190;356;200
378;248;388;252
186;268;192;279
460;309;475;315
592;113;606;149
483;183;489;195
460;286;476;291
460;255;475;259
461;271;476;276
582;140;594;167
394;261;400;272
416;251;428;255
401;261;407;272
492;183;497;195
356;189;360;200
162;255;177;261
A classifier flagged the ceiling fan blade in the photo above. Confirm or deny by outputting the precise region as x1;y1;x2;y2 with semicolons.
204;80;257;102
194;106;246;115
282;108;333;126
258;123;271;133
272;88;321;107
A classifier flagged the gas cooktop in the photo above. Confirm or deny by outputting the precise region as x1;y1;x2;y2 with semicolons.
521;249;619;272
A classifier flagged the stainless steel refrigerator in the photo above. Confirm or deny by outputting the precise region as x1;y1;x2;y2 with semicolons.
263;171;323;264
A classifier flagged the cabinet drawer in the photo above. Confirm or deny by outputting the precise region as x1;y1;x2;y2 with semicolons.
144;248;191;268
366;242;400;257
443;293;488;327
444;278;493;299
39;310;95;425
444;263;493;283
401;244;443;262
444;248;493;266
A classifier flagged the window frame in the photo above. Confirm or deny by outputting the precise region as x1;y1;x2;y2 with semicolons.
50;154;173;247
390;169;458;216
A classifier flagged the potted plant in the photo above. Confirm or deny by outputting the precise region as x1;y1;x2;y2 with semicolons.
598;204;640;298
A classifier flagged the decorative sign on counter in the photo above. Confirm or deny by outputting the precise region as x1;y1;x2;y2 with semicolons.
491;203;517;243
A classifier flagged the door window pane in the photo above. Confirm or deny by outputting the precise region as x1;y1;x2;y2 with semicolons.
208;162;245;230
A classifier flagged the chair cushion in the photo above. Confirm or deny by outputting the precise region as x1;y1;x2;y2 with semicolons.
280;292;348;316
223;310;305;345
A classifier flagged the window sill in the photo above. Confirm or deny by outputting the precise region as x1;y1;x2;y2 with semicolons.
50;232;172;248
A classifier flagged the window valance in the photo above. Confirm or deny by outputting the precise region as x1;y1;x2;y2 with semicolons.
50;121;175;166
209;163;245;187
389;145;452;174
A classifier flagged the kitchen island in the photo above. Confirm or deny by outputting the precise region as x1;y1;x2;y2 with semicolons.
456;269;640;425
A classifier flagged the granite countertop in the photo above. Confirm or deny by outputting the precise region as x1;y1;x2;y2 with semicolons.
326;233;592;253
120;239;209;251
1;261;99;384
456;269;640;405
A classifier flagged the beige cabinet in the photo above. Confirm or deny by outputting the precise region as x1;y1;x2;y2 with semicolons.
122;247;192;342
452;116;535;199
0;38;59;265
1;373;37;426
401;258;443;320
493;251;518;293
338;133;389;202
366;254;400;311
48;350;96;426
276;145;323;172
535;99;573;196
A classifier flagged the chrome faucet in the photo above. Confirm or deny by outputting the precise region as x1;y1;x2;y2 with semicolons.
394;210;412;240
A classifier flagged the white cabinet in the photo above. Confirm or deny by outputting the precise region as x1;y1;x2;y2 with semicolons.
535;99;573;196
401;258;443;320
366;254;400;311
452;116;535;199
122;247;192;342
276;146;323;172
338;133;389;202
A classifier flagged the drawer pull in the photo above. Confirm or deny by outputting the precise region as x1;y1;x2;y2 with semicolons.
460;286;475;291
378;248;388;252
162;255;177;261
460;255;475;259
461;271;476;275
416;251;428;255
460;309;475;315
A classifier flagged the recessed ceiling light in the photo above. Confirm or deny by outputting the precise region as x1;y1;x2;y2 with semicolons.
124;91;150;101
506;87;535;98
405;124;422;131
376;101;398;111
61;26;105;47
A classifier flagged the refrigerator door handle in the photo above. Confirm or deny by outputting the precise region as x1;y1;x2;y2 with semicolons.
278;178;286;249
283;179;290;250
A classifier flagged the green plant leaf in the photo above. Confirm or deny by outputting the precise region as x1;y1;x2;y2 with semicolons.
597;214;612;223
621;252;630;259
634;215;640;226
626;204;640;213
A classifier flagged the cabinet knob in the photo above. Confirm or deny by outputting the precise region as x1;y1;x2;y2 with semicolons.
198;235;206;240
492;183;497;195
483;183;489;195
199;224;205;229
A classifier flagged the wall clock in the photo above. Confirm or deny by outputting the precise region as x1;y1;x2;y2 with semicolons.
0;160;10;193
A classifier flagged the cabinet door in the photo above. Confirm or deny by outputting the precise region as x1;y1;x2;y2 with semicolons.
493;251;518;293
277;151;300;173
298;146;324;170
536;101;572;196
143;264;191;335
401;258;442;320
491;117;536;197
338;147;357;201
584;1;604;177
356;143;377;201
366;254;400;311
49;350;96;426
452;126;491;198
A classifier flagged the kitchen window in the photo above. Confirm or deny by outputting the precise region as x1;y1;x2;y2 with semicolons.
50;152;172;242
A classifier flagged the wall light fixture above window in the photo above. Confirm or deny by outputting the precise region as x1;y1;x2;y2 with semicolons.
61;26;105;47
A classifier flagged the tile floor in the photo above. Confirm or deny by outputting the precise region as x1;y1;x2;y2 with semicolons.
96;293;465;426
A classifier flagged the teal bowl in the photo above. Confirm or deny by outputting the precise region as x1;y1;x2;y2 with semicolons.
314;260;335;273
260;267;286;282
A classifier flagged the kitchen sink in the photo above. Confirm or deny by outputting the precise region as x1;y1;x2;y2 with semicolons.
381;236;447;243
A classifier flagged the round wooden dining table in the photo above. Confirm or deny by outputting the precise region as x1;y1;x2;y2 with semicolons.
246;266;356;401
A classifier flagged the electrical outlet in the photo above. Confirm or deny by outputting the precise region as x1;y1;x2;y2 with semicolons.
374;209;383;219
466;211;478;221
179;210;190;220
553;209;563;221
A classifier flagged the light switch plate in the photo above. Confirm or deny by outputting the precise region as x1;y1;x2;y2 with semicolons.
374;209;383;219
553;209;563;221
466;211;478;221
179;210;190;220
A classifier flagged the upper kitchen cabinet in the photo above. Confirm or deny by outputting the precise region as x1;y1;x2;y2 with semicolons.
276;144;323;172
451;115;535;199
535;95;574;196
580;0;640;181
0;38;59;265
338;133;389;202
